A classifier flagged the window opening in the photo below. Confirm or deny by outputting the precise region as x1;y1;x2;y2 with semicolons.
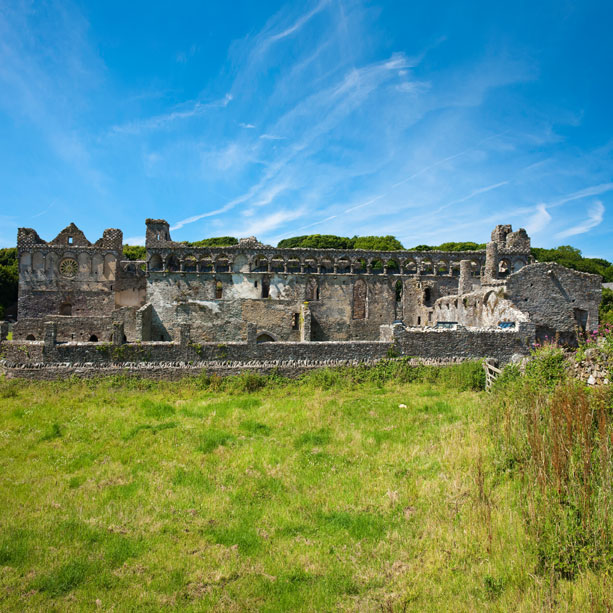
292;313;299;330
395;280;403;301
89;334;98;342
262;277;270;298
215;281;223;299
353;280;367;319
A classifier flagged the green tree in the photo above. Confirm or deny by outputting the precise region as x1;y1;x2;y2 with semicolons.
532;245;612;280
600;288;613;324
408;241;485;251
277;235;356;249
0;248;18;318
187;237;238;247
352;235;404;251
123;245;147;261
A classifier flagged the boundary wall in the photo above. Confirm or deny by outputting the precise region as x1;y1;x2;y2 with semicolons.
0;324;534;380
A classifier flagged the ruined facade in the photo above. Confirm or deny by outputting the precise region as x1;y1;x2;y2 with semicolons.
0;220;602;378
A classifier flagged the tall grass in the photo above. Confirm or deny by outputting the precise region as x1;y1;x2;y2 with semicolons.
491;348;613;579
194;358;485;394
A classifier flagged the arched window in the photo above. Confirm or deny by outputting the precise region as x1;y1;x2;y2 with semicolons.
215;280;223;299
337;257;351;273
149;254;163;272
386;259;399;274
371;259;383;274
166;254;180;272
199;257;213;273
270;256;285;272
26;334;35;341
183;256;197;272
215;256;230;272
103;254;116;279
353;279;367;319
252;255;268;273
287;258;301;272
262;277;270;298
60;303;72;316
88;334;98;342
303;258;317;274
353;258;367;274
423;287;433;307
320;258;333;274
499;259;511;277
256;333;275;343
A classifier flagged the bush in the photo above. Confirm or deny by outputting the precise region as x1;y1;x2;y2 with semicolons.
524;344;568;389
489;376;613;578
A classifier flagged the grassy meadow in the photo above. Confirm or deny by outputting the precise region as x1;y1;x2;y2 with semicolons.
0;362;611;611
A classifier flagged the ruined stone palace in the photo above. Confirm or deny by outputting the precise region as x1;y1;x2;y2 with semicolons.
0;219;602;379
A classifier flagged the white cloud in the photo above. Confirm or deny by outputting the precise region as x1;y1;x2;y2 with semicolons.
260;134;287;140
111;94;233;135
525;203;552;234
124;235;145;246
556;201;605;239
550;183;613;208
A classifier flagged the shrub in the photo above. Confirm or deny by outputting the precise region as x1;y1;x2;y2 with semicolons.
524;344;567;389
489;377;613;578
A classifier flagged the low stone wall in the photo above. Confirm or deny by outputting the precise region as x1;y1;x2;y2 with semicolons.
0;356;472;381
393;327;533;363
0;324;532;379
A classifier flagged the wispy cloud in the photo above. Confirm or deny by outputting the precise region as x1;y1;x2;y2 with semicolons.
112;94;233;134
260;134;287;140
556;201;605;239
550;183;613;208
526;203;552;234
263;0;330;45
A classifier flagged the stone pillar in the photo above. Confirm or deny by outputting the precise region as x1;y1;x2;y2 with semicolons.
136;304;152;341
43;322;57;349
112;322;125;346
300;303;312;342
458;260;472;295
0;321;8;341
483;241;499;283
179;323;191;348
246;322;257;346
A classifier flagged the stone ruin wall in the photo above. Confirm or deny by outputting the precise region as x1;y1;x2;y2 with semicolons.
14;223;146;341
1;219;603;379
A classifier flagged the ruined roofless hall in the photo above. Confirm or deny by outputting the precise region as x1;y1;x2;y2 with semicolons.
10;220;601;354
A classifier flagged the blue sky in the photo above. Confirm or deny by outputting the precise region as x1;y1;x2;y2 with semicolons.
1;1;612;256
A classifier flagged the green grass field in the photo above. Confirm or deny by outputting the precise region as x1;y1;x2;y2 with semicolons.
0;369;611;611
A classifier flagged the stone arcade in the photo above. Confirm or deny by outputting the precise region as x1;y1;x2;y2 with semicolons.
0;220;602;379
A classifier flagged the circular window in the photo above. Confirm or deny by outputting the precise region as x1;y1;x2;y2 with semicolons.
59;258;78;278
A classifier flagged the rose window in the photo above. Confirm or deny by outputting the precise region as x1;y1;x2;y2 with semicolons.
59;258;78;278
